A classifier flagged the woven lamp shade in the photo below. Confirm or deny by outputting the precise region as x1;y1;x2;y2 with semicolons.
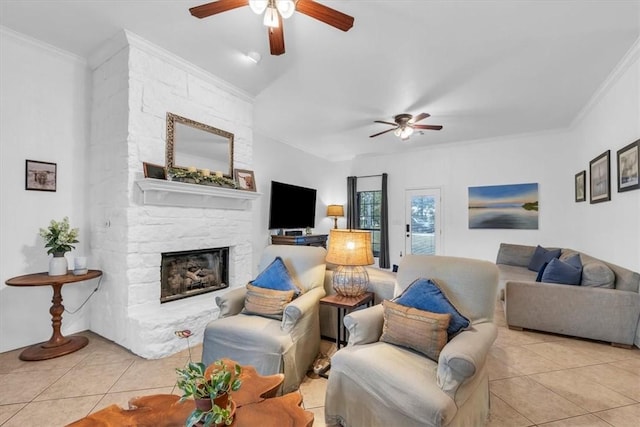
326;205;344;217
327;229;374;297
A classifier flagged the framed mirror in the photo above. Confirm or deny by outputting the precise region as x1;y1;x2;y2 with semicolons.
166;113;234;177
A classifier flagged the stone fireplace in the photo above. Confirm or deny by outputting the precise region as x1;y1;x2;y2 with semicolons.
87;31;257;359
161;247;229;303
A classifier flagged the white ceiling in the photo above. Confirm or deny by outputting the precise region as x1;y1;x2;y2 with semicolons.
1;1;638;161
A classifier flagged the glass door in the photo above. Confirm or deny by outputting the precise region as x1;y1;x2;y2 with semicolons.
405;188;441;255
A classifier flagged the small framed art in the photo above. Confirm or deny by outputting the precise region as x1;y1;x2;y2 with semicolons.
234;169;256;191
617;139;639;193
574;170;586;202
25;159;57;192
589;150;610;204
143;162;167;180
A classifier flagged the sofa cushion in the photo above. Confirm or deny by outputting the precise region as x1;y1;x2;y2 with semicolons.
251;256;301;295
540;254;582;285
535;262;549;282
394;278;470;338
380;300;450;361
528;245;562;272
243;283;295;319
581;261;615;288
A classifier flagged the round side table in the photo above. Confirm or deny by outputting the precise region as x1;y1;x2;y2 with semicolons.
5;270;102;361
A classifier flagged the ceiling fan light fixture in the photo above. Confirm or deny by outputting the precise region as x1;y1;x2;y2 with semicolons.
394;126;414;140
276;0;296;19
263;5;280;27
249;0;269;14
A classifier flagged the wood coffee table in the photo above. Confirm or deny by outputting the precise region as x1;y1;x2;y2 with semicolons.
67;359;314;427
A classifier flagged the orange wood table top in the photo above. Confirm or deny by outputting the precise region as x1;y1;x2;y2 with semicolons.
67;359;314;427
5;270;102;361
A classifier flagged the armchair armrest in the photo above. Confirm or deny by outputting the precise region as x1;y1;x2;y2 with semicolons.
215;287;247;318
282;286;326;333
343;304;384;346
437;322;497;398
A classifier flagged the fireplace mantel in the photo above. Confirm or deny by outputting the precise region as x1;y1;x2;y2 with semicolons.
135;179;260;210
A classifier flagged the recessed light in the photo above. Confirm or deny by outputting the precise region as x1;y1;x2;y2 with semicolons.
247;51;262;64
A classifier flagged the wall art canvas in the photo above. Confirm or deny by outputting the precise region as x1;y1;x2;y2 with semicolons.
25;159;56;191
617;139;639;192
590;150;610;203
575;170;586;202
468;183;538;229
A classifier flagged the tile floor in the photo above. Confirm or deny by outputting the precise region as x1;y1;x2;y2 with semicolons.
1;304;639;426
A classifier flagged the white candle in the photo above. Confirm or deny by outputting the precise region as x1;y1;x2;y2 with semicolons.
187;166;197;173
201;169;211;176
215;171;223;178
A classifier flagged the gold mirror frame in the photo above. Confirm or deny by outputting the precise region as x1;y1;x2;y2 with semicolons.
166;112;234;177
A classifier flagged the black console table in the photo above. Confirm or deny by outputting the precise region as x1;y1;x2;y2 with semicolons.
271;234;327;248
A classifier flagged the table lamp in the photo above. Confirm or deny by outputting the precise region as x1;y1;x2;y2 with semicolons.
326;229;374;297
326;205;344;229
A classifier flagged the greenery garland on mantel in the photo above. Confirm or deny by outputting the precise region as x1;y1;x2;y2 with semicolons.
168;168;239;189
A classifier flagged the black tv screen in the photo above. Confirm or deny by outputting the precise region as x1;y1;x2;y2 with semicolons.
268;181;317;230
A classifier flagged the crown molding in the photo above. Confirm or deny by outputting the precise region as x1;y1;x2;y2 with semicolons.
0;25;86;65
570;36;640;129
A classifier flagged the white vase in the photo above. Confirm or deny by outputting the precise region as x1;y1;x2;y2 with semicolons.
49;254;68;276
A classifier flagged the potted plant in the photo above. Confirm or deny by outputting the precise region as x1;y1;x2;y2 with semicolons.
176;360;242;427
39;217;79;276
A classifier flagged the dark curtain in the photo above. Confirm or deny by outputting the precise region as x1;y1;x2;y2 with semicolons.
379;173;390;268
346;176;358;229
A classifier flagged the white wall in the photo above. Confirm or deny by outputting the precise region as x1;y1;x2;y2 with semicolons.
0;28;93;352
351;41;640;271
252;134;350;270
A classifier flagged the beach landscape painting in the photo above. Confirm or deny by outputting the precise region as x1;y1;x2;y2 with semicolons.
469;183;539;229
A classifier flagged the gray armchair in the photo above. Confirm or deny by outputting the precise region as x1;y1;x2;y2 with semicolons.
202;245;326;393
325;255;498;427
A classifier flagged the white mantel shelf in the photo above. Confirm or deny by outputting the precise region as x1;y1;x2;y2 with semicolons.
135;178;260;210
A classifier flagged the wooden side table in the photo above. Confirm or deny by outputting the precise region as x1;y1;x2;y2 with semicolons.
320;292;374;350
5;270;102;361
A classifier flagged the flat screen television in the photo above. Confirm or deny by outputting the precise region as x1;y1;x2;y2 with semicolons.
268;181;317;230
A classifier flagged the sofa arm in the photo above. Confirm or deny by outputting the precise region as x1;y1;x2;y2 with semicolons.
343;304;385;346
215;287;247;318
437;322;497;398
282;286;325;333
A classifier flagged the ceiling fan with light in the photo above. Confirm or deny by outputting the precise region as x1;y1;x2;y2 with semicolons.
369;113;443;141
189;0;355;56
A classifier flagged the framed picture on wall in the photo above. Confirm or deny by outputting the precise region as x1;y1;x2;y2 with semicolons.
25;159;57;192
234;169;256;192
143;162;167;180
617;139;639;193
574;170;586;202
589;150;610;204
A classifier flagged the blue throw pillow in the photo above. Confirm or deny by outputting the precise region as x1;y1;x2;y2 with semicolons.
535;262;548;282
251;257;301;295
540;254;582;285
394;278;470;338
528;245;562;272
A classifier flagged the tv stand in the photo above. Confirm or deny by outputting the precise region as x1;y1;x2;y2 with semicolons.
271;234;327;248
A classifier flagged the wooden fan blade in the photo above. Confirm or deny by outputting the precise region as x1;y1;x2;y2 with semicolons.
411;113;430;123
190;0;248;18
370;128;397;138
374;120;398;126
296;0;354;32
413;124;443;130
269;19;285;55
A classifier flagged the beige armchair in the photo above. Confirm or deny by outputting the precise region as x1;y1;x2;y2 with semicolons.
325;255;498;427
202;245;326;393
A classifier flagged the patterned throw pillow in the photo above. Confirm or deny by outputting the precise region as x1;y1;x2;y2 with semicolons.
380;300;451;362
243;284;295;320
528;245;562;272
394;278;470;338
250;256;301;295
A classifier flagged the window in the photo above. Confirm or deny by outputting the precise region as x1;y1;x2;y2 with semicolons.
357;191;381;257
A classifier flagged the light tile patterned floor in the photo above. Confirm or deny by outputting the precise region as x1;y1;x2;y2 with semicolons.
0;304;639;426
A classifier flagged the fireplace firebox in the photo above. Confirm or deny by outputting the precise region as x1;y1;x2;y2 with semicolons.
160;247;229;303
